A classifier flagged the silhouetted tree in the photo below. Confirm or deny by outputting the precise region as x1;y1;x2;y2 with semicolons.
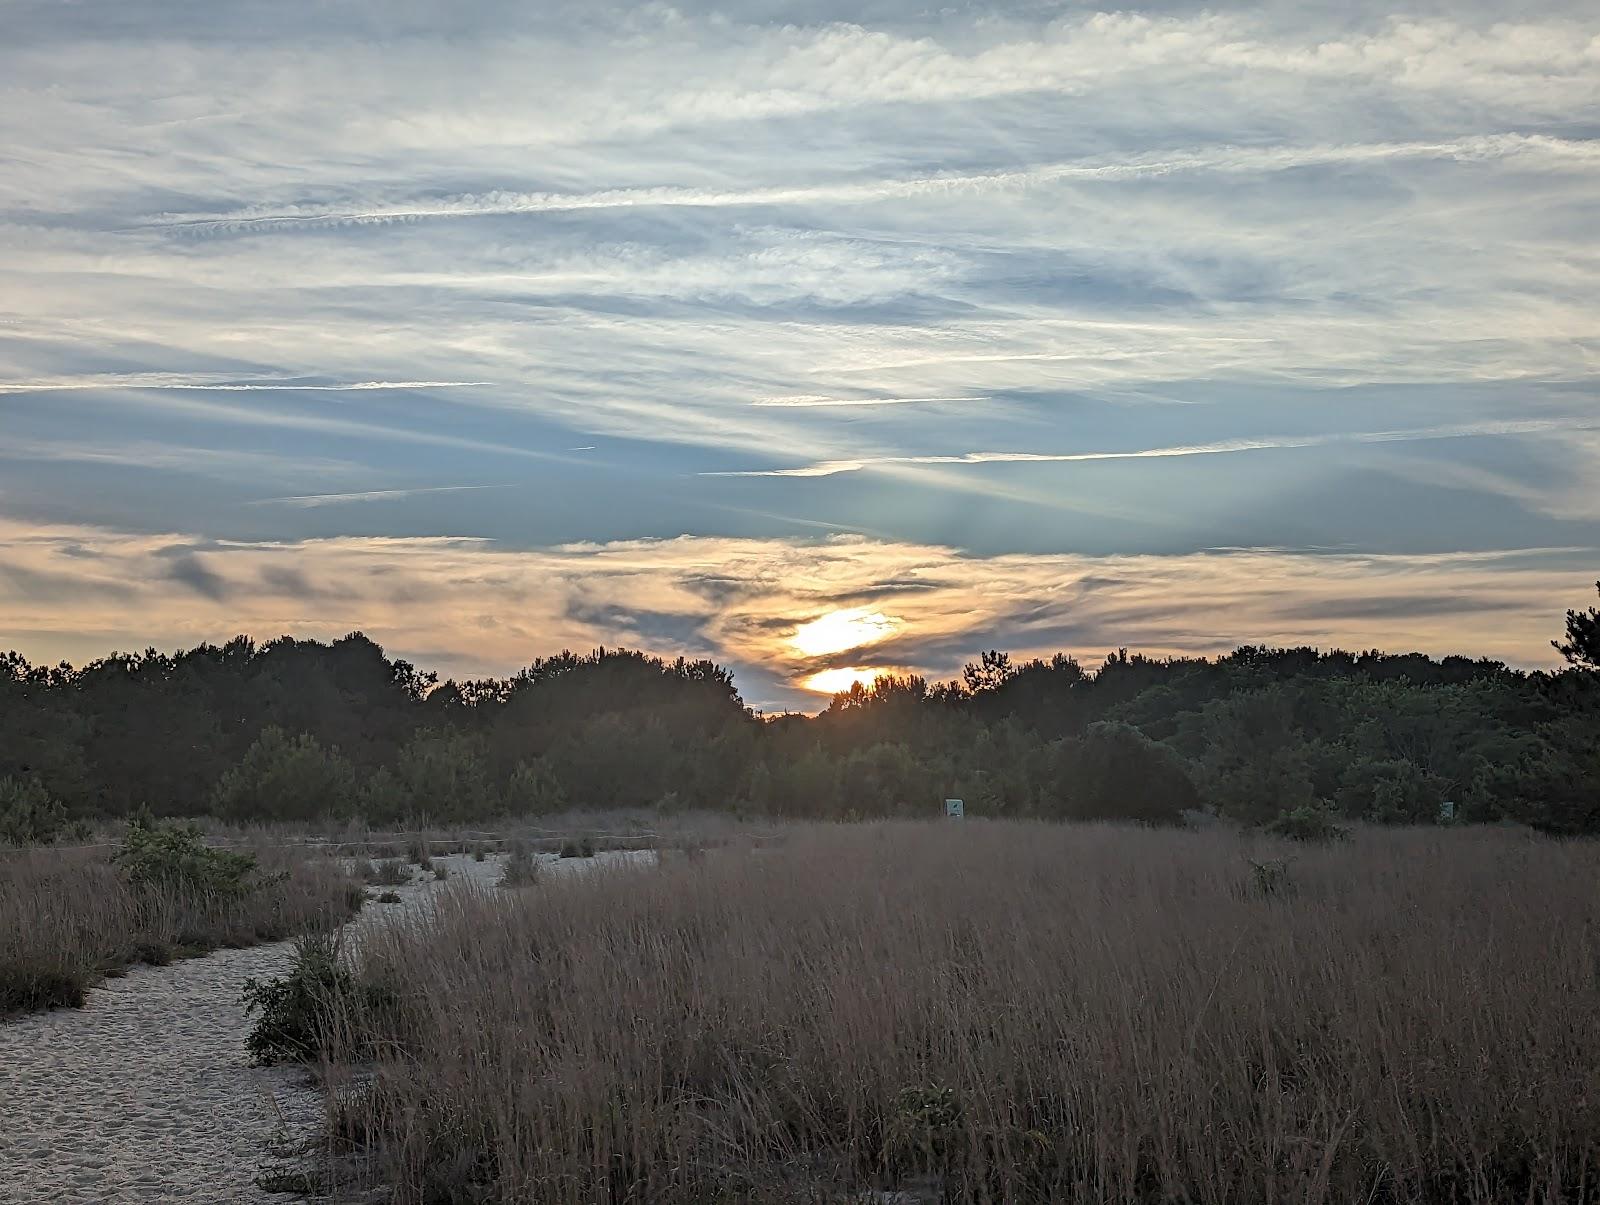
1555;581;1600;670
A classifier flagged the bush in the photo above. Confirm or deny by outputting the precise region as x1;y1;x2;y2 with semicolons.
0;776;74;845
243;933;354;1064
1266;803;1350;843
363;858;409;886
113;814;265;900
500;843;540;888
375;890;402;904
243;932;401;1064
559;835;596;859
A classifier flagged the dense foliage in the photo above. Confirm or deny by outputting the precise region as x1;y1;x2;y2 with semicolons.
2;586;1598;833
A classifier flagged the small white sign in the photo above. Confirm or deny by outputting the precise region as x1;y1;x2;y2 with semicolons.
945;798;964;818
1440;800;1456;823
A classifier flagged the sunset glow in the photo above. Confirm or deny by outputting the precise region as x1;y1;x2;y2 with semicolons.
790;609;899;658
0;0;1595;715
802;667;890;696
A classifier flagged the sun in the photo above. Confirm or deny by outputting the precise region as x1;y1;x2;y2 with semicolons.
802;667;889;695
790;608;899;657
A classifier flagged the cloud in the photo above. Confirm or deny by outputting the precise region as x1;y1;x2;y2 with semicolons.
161;551;231;601
706;419;1600;478
136;135;1600;233
0;516;1589;710
0;0;1597;675
251;485;511;509
751;395;991;408
0;376;491;393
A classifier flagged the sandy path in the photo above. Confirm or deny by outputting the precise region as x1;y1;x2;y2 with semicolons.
0;850;642;1204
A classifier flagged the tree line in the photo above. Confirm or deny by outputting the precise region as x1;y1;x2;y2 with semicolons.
3;584;1598;839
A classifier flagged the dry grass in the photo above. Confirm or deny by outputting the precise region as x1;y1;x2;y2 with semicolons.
0;843;363;1017
318;821;1600;1204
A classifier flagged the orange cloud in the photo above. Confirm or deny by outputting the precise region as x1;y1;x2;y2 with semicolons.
0;515;1588;707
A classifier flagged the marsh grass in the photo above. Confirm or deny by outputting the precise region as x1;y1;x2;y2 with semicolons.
0;843;362;1018
315;821;1600;1204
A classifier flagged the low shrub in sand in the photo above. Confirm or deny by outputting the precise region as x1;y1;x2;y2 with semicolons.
0;820;363;1017
243;931;403;1066
311;821;1600;1204
557;834;595;859
361;858;410;887
498;842;540;888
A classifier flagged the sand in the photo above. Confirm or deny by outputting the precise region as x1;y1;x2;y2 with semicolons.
0;848;652;1204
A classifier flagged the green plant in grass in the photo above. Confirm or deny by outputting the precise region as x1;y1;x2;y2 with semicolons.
242;933;353;1064
113;814;267;900
1266;803;1350;843
243;933;403;1065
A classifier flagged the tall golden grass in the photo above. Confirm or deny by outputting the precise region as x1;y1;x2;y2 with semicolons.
322;821;1600;1203
0;843;362;1016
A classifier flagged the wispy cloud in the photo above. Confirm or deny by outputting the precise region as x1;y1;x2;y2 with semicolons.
751;395;991;408
0;0;1597;681
139;135;1600;234
251;485;511;509
706;419;1598;478
0;376;491;394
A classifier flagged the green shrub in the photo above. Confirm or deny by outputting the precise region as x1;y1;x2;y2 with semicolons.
433;862;450;881
406;836;431;866
559;835;596;859
243;933;402;1065
243;933;352;1064
113;815;266;900
1266;804;1350;843
0;776;73;846
375;890;402;904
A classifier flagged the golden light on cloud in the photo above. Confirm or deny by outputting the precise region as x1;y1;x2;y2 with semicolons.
0;518;1584;712
802;666;891;695
790;607;899;657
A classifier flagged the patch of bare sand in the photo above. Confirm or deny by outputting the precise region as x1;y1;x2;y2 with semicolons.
0;849;653;1203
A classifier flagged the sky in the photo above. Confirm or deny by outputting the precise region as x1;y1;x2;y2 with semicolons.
1;0;1597;710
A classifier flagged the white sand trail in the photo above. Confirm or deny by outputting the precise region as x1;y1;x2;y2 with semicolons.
0;849;650;1204
0;935;328;1203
